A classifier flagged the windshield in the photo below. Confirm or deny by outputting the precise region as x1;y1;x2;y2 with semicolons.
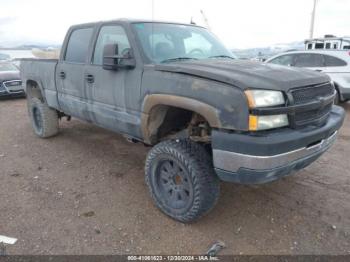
132;22;234;63
0;63;18;72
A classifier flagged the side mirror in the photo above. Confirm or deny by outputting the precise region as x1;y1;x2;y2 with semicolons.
103;43;136;70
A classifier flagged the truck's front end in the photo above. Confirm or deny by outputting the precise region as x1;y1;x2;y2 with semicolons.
212;82;344;184
133;21;345;185
133;21;345;222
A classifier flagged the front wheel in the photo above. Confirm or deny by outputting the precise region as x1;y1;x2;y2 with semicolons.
145;139;220;223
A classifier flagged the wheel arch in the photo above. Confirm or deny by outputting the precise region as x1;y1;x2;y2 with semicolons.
25;78;45;102
141;94;221;144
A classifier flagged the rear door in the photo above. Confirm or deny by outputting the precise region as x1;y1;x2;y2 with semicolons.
294;53;324;72
84;23;143;138
56;26;95;121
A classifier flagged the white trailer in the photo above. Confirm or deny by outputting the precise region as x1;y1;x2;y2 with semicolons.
305;35;350;50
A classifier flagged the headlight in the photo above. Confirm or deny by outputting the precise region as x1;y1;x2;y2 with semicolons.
245;89;288;131
245;90;285;107
249;114;289;131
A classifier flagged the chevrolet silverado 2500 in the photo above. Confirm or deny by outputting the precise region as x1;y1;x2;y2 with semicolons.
21;19;345;222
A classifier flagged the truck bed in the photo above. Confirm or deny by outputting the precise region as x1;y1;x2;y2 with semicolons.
20;59;59;109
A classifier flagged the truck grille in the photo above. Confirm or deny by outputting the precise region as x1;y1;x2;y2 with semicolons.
290;82;334;127
0;82;5;92
3;80;23;93
294;103;332;124
291;82;334;105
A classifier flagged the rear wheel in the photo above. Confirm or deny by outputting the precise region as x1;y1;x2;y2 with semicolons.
145;139;220;223
28;97;59;138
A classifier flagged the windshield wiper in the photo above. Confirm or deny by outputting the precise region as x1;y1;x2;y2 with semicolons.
208;55;235;59
161;57;198;63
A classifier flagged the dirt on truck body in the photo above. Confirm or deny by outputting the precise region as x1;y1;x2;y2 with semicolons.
20;19;345;222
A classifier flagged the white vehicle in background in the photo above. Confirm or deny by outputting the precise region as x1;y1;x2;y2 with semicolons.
305;35;350;50
265;50;350;103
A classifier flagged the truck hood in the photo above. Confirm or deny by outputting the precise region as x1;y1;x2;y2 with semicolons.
0;71;20;82
155;59;330;91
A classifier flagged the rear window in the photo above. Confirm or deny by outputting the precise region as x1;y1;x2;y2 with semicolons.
65;27;93;63
323;55;347;67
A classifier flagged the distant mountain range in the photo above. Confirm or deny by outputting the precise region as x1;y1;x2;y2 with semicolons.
0;44;61;50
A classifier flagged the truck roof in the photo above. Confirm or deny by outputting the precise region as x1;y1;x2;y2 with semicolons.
69;18;205;29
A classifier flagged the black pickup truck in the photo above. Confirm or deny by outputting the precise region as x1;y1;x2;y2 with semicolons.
21;19;345;222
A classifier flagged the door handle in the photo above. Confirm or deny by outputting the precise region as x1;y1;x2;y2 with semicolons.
85;74;94;83
59;71;66;79
315;69;323;72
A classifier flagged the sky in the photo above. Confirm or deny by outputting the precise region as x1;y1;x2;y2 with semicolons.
0;0;349;49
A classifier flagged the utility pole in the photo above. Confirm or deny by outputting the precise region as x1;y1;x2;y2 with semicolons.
309;0;318;39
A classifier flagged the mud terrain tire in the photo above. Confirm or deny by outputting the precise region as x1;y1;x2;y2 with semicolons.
145;139;220;223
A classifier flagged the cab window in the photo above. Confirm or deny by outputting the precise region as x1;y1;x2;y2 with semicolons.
93;25;131;65
65;27;93;63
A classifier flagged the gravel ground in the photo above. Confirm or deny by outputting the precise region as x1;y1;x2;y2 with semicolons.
0;98;349;255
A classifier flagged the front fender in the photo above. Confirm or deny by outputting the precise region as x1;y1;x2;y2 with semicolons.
141;70;250;139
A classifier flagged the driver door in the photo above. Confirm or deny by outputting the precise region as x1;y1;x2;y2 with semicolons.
84;24;142;137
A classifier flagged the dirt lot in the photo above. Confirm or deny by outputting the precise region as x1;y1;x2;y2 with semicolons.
0;98;349;255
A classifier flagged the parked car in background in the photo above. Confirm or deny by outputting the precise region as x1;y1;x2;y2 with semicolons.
266;50;350;103
0;62;24;98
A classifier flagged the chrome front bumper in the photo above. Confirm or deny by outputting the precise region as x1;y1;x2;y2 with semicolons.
213;131;337;173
